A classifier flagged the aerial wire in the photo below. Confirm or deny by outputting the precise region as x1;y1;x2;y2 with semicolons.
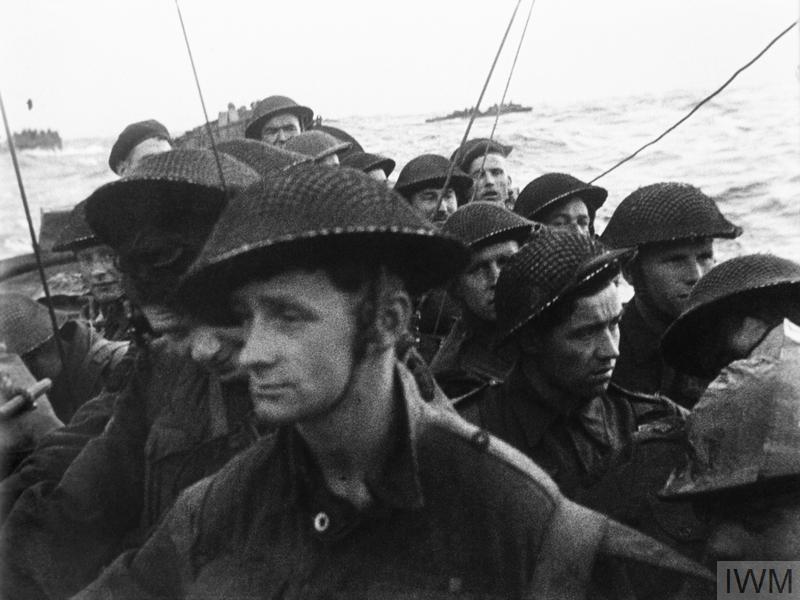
428;0;523;340
174;0;228;191
590;20;798;184
434;0;523;216
470;0;537;203
0;89;73;411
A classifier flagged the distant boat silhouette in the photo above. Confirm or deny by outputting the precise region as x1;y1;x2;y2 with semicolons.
425;101;532;123
8;128;62;151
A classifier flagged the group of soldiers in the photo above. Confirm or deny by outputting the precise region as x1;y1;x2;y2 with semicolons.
0;93;798;599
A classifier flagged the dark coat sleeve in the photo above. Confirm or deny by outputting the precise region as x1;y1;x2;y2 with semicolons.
0;360;150;600
71;477;212;600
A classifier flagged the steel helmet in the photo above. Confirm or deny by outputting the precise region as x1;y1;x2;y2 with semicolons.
600;182;741;249
442;201;535;251
661;254;800;375
660;334;800;499
495;228;634;343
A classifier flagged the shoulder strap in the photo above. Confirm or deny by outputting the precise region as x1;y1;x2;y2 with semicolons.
529;499;607;600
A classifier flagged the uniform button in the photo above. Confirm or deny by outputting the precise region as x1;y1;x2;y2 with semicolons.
313;511;330;532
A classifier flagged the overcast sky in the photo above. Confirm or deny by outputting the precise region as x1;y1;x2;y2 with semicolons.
1;0;797;138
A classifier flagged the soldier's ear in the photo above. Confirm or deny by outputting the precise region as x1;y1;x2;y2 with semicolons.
372;289;412;352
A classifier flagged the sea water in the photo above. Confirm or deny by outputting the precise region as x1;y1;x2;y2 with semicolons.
1;81;798;262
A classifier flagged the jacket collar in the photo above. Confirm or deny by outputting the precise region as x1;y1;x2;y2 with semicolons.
285;362;425;512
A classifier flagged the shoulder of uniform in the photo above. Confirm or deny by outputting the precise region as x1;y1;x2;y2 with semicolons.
419;402;562;499
600;518;713;582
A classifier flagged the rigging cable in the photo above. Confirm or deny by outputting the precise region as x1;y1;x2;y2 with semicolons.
470;0;537;202
590;20;797;184
435;0;523;215
174;0;228;190
0;90;73;411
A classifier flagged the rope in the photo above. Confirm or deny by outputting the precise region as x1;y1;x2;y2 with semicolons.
590;20;798;184
470;0;537;202
0;90;75;412
435;0;523;215
174;0;228;192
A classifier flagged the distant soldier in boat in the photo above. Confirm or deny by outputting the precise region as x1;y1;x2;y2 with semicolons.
340;150;395;185
244;95;313;148
431;202;533;401
52;199;130;340
71;164;712;600
515;172;608;236
600;182;742;408
108;119;173;176
285;130;351;166
452;137;515;209
394;154;472;224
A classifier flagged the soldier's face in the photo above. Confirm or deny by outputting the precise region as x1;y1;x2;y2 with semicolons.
527;281;621;405
468;153;510;204
181;324;246;381
635;238;715;319
700;498;800;562
538;198;591;235
233;269;358;424
409;187;458;223
455;240;519;322
75;244;124;303
260;113;302;147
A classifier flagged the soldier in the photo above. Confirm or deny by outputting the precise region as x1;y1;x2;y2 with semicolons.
463;228;639;498
52;200;130;339
601;182;742;408
661;253;800;383
217;138;310;176
451;137;514;207
244;95;314;147
394;154;473;223
0;150;263;599
431;202;534;400
341;150;395;184
0;293;127;424
75;164;711;599
659;336;800;590
108;119;173;176
515;172;607;235
284;130;351;166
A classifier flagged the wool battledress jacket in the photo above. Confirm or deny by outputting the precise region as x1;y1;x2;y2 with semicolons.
0;337;259;600
456;364;637;499
74;364;711;600
612;299;710;409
